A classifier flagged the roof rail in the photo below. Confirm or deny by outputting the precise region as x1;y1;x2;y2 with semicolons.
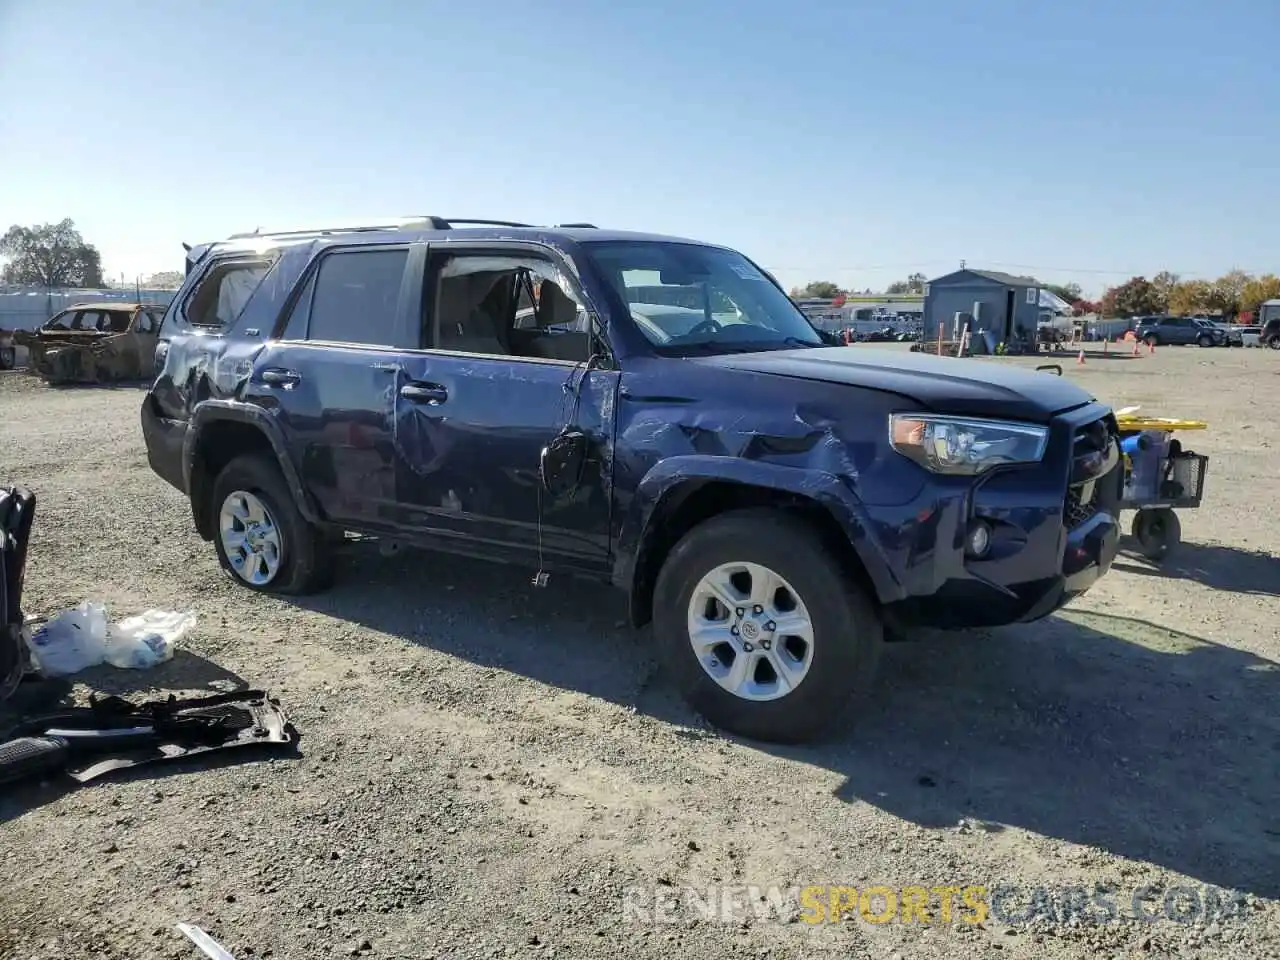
556;222;598;228
225;216;450;241
440;218;535;229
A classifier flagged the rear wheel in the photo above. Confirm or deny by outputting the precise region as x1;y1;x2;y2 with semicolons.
1269;336;1280;350
1131;508;1181;561
651;509;883;744
210;454;331;594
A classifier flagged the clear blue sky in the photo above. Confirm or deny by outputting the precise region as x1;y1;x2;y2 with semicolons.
1;0;1275;296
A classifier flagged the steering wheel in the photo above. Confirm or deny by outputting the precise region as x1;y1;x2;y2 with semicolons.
682;318;721;338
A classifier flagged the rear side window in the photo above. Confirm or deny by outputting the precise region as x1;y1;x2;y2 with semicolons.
184;260;272;328
306;248;408;346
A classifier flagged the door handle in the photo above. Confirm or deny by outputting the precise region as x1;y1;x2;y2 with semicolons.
400;382;448;405
260;367;301;388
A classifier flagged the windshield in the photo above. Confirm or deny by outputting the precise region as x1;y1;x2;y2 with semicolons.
584;240;823;355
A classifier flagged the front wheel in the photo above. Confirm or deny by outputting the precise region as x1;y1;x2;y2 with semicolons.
210;454;332;594
1144;334;1159;347
651;509;883;744
1131;508;1181;561
1269;336;1280;350
1197;335;1214;348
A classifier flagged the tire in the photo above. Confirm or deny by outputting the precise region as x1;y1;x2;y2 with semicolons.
1144;334;1159;347
0;347;14;371
209;454;332;595
1197;335;1213;348
1131;508;1181;561
1269;336;1280;351
651;508;883;744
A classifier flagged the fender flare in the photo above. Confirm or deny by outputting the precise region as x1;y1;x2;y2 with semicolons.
613;455;903;605
185;400;323;533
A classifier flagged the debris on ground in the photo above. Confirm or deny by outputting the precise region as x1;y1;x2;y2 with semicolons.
27;603;196;677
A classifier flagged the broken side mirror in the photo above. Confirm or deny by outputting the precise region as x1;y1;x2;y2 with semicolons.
539;429;588;497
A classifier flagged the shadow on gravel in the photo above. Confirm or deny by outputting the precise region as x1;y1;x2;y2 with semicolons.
817;611;1280;900
289;545;1280;900
0;652;272;822
1112;540;1280;597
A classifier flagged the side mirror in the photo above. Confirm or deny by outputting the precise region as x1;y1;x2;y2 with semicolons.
539;428;589;497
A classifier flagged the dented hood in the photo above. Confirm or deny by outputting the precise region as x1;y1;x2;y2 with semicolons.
697;347;1096;422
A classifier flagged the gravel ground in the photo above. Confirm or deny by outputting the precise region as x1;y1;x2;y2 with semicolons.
0;343;1277;960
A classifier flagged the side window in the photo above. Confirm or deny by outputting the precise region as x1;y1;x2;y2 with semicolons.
75;310;108;331
306;248;409;346
183;260;272;329
134;310;157;334
429;253;590;362
44;310;78;331
105;311;132;333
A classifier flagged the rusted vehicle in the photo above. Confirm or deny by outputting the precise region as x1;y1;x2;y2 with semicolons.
14;302;165;384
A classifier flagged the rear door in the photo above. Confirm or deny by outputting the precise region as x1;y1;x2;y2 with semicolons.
244;244;419;529
392;241;618;572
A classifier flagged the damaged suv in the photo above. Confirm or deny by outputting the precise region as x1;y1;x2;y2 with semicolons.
142;217;1121;742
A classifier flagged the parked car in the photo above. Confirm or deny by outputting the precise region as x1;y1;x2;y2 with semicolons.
1258;302;1280;348
1239;326;1265;347
142;216;1122;743
13;302;166;383
1134;315;1223;348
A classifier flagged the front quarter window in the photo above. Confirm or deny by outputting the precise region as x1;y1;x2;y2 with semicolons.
585;240;823;355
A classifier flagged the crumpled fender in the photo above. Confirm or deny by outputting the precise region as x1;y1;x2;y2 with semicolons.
185;400;323;531
614;454;904;604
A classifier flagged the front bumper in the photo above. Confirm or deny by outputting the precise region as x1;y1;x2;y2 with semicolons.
880;403;1121;630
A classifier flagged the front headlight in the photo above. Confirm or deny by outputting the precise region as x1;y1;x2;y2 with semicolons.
888;414;1049;475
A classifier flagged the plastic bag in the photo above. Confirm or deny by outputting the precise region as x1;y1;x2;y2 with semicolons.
107;610;196;669
27;603;196;677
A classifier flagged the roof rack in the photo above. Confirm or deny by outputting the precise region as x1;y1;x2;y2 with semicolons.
555;222;598;228
441;218;535;229
226;216;450;241
225;216;590;242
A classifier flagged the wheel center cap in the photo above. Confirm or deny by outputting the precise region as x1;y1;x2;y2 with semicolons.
740;620;760;641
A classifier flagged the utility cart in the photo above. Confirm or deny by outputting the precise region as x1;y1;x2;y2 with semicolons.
1114;409;1210;559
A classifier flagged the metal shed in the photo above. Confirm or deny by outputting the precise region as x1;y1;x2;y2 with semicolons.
923;268;1045;346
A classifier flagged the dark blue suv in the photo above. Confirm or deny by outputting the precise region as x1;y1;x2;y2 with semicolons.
142;217;1122;742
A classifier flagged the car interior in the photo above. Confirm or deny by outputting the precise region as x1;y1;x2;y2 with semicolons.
431;261;591;362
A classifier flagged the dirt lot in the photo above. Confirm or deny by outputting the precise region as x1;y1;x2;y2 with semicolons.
1;344;1277;960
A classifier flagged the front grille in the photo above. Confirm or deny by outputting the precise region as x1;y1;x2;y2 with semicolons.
1063;415;1120;529
1064;484;1100;528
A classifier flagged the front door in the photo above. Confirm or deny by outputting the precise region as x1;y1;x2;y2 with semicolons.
391;244;617;572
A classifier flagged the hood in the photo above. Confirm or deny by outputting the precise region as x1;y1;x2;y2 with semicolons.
697;347;1096;422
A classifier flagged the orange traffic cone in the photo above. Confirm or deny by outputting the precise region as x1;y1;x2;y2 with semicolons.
1077;349;1086;365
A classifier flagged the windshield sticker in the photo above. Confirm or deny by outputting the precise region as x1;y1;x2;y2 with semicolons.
729;259;765;281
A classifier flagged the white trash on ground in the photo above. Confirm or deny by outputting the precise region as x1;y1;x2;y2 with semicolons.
27;602;197;677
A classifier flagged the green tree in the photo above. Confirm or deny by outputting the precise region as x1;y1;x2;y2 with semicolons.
1240;274;1280;317
1167;279;1212;316
1206;269;1253;319
1149;271;1180;311
885;272;926;295
1100;276;1162;318
791;280;845;299
144;270;185;289
0;218;104;288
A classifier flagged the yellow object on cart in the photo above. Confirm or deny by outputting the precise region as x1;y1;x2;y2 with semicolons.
1115;415;1207;433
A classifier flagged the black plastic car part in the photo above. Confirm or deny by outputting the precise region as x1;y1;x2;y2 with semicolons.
0;689;298;786
0;485;35;704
